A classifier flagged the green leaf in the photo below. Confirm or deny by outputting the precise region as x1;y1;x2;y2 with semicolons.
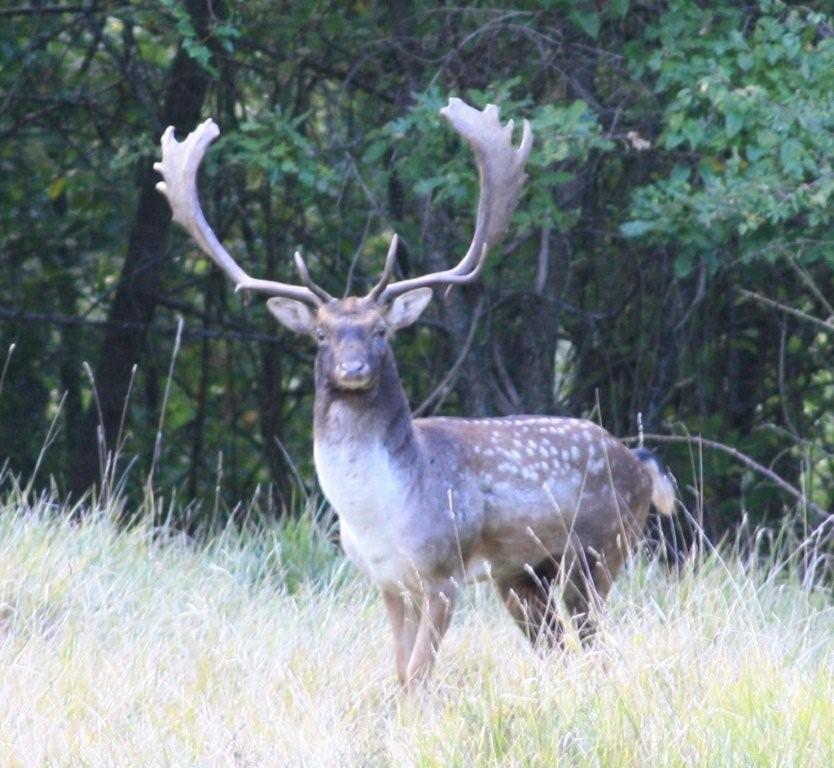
414;176;448;196
670;164;690;184
611;0;629;18
674;251;695;276
682;119;704;148
724;111;743;138
778;138;804;175
363;139;388;165
565;100;589;125
569;11;600;40
620;220;655;237
47;177;67;200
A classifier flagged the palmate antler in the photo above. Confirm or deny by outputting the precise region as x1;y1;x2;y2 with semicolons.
154;119;332;306
369;98;533;303
155;99;532;307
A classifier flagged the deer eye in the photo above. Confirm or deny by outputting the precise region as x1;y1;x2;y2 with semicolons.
315;328;326;343
374;325;387;338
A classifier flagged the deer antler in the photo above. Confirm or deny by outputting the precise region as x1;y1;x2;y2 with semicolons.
374;98;533;303
154;119;331;305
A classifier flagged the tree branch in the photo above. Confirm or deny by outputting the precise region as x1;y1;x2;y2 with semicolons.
0;5;99;17
630;432;831;526
738;288;834;333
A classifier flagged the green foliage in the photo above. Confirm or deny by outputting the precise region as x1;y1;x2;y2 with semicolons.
369;84;611;280
2;0;832;534
219;111;336;194
623;3;834;273
159;0;219;75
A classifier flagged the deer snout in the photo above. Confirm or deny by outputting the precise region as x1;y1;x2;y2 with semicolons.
334;358;373;389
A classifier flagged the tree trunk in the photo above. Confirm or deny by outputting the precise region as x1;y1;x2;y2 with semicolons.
71;0;219;498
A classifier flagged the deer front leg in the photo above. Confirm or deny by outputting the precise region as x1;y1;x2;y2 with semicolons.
404;584;456;691
382;589;420;686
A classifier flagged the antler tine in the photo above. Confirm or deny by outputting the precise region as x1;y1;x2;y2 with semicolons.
366;234;399;302
379;98;532;303
294;251;334;302
154;120;323;306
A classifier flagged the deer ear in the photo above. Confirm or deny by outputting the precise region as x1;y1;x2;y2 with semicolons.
385;287;433;330
267;298;316;335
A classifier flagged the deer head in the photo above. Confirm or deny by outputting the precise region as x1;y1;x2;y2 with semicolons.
154;99;532;394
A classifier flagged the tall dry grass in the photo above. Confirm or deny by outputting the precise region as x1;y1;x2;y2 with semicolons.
0;482;831;767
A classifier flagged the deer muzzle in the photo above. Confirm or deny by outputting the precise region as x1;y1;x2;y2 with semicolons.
334;359;373;390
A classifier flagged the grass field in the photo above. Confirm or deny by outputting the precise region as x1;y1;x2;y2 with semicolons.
0;488;832;767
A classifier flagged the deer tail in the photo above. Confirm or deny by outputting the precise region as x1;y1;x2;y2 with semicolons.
632;447;676;517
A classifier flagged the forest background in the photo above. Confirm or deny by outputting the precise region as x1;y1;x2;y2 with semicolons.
2;0;833;545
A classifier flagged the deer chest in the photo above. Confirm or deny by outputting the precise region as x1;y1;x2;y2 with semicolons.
314;437;420;586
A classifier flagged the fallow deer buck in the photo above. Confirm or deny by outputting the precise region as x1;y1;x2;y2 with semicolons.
155;98;675;688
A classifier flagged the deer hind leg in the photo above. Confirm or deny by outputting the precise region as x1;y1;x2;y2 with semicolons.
497;560;565;650
382;589;420;686
561;547;621;647
404;584;456;691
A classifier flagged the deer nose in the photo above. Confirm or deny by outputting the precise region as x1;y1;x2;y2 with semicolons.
338;360;368;376
335;359;372;388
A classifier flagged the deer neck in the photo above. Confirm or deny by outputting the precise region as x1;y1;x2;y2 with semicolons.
313;352;419;475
